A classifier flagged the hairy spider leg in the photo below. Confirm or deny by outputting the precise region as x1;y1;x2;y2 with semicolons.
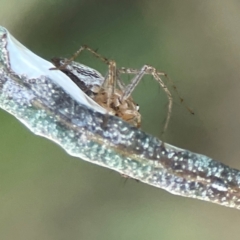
119;67;194;115
50;45;119;108
117;66;172;136
118;67;194;135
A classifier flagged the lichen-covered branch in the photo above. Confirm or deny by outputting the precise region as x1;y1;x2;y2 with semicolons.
0;26;240;210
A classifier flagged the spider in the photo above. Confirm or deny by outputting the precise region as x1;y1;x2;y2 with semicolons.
51;45;193;133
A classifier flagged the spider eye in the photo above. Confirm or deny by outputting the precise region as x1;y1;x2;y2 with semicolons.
136;104;140;111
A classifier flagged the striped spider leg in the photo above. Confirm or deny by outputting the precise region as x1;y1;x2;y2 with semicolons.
117;66;173;135
118;67;194;134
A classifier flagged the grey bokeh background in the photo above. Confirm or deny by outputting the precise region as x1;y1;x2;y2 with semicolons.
1;0;240;239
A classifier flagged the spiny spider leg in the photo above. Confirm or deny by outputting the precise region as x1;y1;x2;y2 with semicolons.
116;71;126;91
50;45;118;107
51;45;110;69
158;72;194;115
118;67;194;115
118;65;173;135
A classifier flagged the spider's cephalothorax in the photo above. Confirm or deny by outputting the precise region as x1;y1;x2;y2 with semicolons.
93;88;141;127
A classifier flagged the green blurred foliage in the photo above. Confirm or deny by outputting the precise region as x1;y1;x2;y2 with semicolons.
1;0;240;239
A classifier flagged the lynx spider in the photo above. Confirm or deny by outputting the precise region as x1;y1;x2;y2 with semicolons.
51;45;193;134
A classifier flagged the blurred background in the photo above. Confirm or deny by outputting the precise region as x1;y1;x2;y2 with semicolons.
1;0;240;239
